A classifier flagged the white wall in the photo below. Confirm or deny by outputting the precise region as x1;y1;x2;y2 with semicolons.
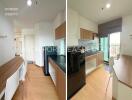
0;3;15;66
121;15;132;56
53;10;66;55
67;8;98;46
34;10;66;66
79;16;98;33
34;22;54;66
53;10;66;30
67;8;79;46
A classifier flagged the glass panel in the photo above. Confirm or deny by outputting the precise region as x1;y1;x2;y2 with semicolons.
100;37;109;61
110;32;120;59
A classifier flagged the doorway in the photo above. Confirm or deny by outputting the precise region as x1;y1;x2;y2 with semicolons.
100;37;109;62
100;32;120;62
109;32;120;59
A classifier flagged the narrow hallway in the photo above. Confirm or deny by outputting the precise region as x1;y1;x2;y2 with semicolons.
13;64;59;100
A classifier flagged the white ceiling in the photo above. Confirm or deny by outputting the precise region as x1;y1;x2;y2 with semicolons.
1;0;65;28
68;0;132;24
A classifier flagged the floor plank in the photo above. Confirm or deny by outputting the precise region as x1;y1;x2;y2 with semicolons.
71;64;112;100
12;64;59;100
13;64;112;100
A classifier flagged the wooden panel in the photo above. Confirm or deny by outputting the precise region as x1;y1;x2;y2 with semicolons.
55;22;66;39
0;56;24;93
85;51;103;66
113;55;132;88
56;66;66;100
97;51;104;66
80;28;93;40
80;29;84;39
49;58;66;100
85;54;97;61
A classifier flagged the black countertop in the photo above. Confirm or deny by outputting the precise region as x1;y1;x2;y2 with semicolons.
85;50;100;56
49;55;66;73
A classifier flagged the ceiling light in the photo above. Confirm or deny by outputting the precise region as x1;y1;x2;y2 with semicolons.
27;0;32;7
106;3;111;9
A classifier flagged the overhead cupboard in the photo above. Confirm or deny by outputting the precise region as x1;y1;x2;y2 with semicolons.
80;28;98;40
55;22;66;39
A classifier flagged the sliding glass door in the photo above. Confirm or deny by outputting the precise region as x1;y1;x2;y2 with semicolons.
100;37;109;62
100;32;121;62
109;32;120;59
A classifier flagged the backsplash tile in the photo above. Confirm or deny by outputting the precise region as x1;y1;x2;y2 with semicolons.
78;39;99;51
55;38;66;55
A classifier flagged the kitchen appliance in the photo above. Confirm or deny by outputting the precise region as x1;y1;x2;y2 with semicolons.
67;46;86;99
43;46;57;76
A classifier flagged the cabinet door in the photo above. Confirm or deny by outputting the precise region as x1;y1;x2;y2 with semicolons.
86;32;93;40
97;52;104;66
55;22;66;39
85;55;97;75
80;28;93;40
5;69;20;100
49;62;56;86
56;67;66;100
49;59;66;100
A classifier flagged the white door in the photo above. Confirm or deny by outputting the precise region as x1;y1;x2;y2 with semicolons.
24;35;35;62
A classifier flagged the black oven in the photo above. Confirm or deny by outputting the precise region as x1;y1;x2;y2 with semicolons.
67;46;86;99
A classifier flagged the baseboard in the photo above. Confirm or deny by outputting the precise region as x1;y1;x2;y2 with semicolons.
27;61;34;64
34;64;43;67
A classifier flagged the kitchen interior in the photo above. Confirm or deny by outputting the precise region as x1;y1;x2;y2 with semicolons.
0;0;66;100
67;0;132;100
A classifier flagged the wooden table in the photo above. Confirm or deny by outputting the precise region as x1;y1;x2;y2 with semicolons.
113;55;132;88
113;55;132;100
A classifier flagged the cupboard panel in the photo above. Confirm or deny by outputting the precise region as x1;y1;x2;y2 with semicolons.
55;22;66;39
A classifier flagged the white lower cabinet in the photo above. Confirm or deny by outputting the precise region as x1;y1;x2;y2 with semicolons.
49;62;56;86
5;69;20;100
85;58;96;75
19;62;27;81
4;63;27;100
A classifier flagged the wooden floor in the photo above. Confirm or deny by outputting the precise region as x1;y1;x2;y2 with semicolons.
12;64;59;100
71;65;112;100
12;64;112;100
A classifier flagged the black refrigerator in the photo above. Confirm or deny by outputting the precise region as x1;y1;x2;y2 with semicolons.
43;46;57;76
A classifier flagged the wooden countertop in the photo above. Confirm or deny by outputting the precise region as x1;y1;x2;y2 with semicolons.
113;55;132;88
0;56;24;93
